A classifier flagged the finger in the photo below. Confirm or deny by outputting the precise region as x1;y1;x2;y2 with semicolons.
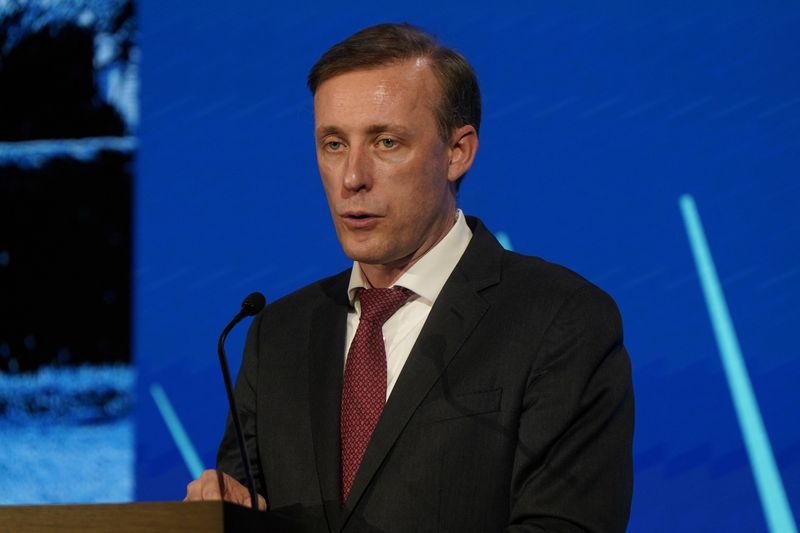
200;482;222;500
185;478;204;501
199;470;223;500
221;472;246;504
217;471;250;505
241;492;267;511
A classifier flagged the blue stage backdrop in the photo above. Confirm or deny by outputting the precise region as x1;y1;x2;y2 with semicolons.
134;2;799;532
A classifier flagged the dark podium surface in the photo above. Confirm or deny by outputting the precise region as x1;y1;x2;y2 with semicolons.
0;500;298;533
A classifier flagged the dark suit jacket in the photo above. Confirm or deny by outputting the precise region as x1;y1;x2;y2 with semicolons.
218;216;634;532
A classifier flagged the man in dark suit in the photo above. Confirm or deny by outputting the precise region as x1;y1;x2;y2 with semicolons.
186;23;633;532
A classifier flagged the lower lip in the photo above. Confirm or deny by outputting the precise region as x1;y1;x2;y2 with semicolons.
343;216;380;230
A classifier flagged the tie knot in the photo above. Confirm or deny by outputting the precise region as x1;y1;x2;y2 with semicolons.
357;287;411;326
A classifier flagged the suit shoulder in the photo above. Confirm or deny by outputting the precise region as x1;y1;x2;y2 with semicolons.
497;250;621;323
501;250;591;294
259;268;350;319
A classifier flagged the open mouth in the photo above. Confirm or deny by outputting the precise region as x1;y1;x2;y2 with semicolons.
343;211;379;219
342;212;380;228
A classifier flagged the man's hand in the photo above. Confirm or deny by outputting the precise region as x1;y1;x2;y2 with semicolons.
184;469;267;511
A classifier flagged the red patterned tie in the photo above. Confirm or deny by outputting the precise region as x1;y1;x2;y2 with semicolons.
340;287;411;503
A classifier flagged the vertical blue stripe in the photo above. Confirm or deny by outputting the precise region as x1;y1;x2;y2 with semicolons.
150;383;205;479
679;194;797;533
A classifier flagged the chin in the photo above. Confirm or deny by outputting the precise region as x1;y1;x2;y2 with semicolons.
344;250;385;265
341;242;390;265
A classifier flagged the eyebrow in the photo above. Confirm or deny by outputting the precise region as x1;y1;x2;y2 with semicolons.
315;125;341;138
365;124;410;136
315;123;412;139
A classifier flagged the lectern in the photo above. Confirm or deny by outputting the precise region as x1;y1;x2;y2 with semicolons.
0;501;300;533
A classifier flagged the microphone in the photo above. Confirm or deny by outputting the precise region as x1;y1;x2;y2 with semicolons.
241;292;266;317
217;291;266;510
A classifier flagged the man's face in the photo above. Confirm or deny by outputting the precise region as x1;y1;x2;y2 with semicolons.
313;59;460;271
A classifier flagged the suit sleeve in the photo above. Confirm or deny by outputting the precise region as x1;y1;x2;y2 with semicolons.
506;285;634;532
216;310;267;496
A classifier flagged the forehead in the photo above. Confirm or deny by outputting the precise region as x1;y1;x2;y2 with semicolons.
313;59;440;129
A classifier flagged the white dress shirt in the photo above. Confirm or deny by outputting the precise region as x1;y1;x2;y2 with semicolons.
345;209;473;399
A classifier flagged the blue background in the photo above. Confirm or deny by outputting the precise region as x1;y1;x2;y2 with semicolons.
134;2;799;531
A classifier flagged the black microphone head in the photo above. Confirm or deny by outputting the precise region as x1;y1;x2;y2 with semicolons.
241;292;266;316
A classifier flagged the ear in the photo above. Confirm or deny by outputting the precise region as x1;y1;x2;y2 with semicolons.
446;125;479;183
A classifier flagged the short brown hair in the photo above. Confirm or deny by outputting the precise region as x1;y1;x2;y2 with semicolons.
307;23;481;144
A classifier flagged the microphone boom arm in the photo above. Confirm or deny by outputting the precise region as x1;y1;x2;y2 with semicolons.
217;307;260;510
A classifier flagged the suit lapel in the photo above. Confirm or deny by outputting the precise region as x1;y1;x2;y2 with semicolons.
307;272;350;532
339;218;503;528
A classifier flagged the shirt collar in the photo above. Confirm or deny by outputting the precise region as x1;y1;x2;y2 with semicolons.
347;209;473;306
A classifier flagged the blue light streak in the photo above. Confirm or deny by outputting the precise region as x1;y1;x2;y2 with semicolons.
495;231;514;251
150;383;205;479
679;194;797;533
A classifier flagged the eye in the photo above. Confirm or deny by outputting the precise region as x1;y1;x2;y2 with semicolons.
379;138;397;149
325;140;343;151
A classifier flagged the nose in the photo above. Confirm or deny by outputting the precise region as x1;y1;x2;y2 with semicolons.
342;145;372;194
